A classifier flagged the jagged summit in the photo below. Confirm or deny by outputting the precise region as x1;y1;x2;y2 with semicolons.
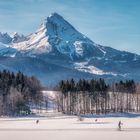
12;12;99;59
37;12;83;39
46;12;76;31
47;12;65;22
38;13;75;32
11;32;26;43
48;12;62;18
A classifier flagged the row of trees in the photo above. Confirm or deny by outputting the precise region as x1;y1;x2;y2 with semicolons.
57;79;139;115
0;70;42;116
1;69;139;116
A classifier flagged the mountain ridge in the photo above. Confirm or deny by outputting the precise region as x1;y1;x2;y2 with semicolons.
0;13;140;86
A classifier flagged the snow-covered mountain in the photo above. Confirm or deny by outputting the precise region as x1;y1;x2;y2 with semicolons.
12;13;101;60
0;13;140;86
0;32;12;44
0;42;17;57
11;32;27;43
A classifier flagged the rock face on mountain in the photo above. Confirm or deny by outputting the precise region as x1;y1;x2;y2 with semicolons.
0;13;140;86
12;13;102;60
0;32;12;44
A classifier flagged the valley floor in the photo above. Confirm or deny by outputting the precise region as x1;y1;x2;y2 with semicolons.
0;113;140;140
0;91;140;140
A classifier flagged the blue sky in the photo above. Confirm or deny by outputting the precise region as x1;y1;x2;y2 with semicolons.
0;0;140;54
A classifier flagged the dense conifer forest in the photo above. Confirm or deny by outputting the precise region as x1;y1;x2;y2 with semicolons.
0;70;42;116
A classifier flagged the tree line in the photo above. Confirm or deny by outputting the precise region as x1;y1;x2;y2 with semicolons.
57;78;139;115
0;70;42;116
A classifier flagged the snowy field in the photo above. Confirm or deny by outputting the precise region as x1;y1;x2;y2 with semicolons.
0;113;140;140
0;91;140;140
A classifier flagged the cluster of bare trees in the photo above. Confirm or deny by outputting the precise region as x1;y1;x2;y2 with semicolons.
57;79;140;115
0;70;42;116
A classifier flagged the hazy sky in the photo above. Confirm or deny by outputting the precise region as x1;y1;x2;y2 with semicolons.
0;0;140;54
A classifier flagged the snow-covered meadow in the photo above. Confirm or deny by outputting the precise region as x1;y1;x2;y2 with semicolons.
0;113;140;140
0;91;140;140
